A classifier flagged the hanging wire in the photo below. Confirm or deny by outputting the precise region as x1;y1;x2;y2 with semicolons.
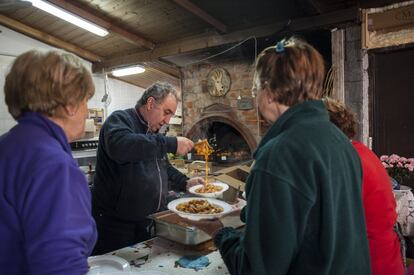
102;73;111;119
182;36;258;67
323;66;336;98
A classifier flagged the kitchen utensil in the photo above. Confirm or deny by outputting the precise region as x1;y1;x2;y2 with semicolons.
150;210;244;245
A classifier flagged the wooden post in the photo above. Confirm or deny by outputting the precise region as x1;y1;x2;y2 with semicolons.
331;28;345;103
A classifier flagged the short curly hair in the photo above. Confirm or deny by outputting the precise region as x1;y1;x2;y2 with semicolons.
323;97;356;139
4;50;95;119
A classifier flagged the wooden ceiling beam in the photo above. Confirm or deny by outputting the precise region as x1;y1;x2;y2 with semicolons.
92;22;280;72
172;0;228;33
93;7;357;73
143;62;180;79
47;0;155;49
144;66;179;81
0;14;102;62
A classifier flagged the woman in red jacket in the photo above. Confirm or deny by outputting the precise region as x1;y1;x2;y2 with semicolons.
325;97;404;275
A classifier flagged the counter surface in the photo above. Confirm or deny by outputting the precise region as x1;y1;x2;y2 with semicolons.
108;237;229;274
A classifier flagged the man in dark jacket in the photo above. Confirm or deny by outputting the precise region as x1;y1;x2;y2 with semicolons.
92;82;201;254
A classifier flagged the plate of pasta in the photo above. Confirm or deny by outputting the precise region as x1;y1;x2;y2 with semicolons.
188;182;229;198
167;197;232;220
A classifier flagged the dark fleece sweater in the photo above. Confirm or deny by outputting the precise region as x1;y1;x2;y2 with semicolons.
214;100;371;275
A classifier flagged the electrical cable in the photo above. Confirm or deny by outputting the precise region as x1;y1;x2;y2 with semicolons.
182;36;258;66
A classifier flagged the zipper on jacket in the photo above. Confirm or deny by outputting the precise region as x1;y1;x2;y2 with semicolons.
155;157;162;211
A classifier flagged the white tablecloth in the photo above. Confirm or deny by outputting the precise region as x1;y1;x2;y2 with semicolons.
394;188;414;236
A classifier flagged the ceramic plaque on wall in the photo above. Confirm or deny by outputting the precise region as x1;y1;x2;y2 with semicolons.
207;67;231;97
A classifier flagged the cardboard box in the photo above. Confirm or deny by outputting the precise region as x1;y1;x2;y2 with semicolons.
170;159;185;168
215;165;251;192
187;161;212;176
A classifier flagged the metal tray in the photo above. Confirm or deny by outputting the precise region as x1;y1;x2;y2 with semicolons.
150;210;244;245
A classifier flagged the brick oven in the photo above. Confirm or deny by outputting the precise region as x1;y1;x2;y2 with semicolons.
181;60;267;163
186;103;256;163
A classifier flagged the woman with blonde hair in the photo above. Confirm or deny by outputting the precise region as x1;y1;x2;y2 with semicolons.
189;37;371;274
0;50;97;273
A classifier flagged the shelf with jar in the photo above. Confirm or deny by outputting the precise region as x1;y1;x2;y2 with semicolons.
87;108;104;138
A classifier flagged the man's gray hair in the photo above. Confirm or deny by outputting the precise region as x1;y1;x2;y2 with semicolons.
135;82;179;108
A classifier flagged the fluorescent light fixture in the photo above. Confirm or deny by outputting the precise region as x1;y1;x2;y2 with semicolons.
26;0;109;37
112;65;146;77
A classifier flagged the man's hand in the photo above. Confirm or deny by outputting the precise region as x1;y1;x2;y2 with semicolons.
186;177;205;189
176;137;194;155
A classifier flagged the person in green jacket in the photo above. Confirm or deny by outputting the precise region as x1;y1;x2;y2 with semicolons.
190;37;371;274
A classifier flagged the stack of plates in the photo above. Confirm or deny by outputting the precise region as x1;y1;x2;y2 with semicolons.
87;255;130;274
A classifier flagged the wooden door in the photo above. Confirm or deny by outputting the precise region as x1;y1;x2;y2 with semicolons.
369;47;414;158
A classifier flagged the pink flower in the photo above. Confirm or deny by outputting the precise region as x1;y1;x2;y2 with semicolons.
382;153;414;182
405;164;414;172
390;154;400;158
380;155;389;161
389;154;400;163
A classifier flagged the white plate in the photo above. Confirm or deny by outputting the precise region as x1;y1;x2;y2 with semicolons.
167;197;232;220
188;182;229;198
101;272;169;275
87;255;130;274
134;271;170;275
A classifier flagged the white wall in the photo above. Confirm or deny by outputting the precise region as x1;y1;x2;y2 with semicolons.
0;25;144;135
0;55;16;133
90;75;144;118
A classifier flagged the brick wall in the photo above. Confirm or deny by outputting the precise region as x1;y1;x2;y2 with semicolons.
181;60;263;145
